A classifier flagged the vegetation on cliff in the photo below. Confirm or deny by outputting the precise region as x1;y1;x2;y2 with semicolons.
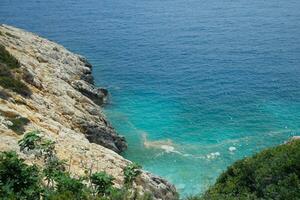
0;45;30;96
187;140;300;200
0;131;152;200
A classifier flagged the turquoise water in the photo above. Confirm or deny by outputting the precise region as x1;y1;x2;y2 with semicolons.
1;0;300;196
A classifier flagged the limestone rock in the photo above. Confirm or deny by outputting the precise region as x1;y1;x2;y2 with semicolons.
71;80;107;105
0;24;177;199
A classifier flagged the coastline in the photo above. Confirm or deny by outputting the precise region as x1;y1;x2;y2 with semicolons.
0;24;177;200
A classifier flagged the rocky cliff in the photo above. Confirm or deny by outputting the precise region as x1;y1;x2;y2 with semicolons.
0;24;177;200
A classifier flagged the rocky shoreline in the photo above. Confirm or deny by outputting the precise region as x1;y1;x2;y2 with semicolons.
0;24;177;199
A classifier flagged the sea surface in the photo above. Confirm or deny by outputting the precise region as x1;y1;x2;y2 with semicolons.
1;0;300;196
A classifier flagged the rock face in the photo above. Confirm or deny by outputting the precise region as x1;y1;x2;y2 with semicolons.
0;25;177;200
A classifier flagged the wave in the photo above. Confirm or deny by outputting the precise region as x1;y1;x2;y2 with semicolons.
142;133;181;154
141;133;222;160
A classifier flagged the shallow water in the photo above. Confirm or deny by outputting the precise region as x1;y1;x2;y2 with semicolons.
1;0;300;196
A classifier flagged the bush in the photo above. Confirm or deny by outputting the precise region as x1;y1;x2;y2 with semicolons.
0;151;42;199
192;140;300;200
43;156;66;188
0;133;153;200
54;173;89;199
124;163;142;186
18;131;42;152
0;45;20;69
0;45;31;96
0;76;30;96
91;172;115;195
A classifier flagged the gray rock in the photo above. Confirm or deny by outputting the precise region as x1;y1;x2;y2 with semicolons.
78;55;92;69
98;88;108;97
137;172;178;200
22;68;43;89
82;122;127;153
71;80;107;106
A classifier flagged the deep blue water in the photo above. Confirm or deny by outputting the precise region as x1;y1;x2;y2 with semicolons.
1;0;300;196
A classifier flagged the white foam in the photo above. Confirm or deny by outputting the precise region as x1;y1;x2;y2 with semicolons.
161;145;175;153
229;146;237;152
206;152;221;159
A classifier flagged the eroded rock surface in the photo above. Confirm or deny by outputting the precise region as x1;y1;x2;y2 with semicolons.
0;24;177;200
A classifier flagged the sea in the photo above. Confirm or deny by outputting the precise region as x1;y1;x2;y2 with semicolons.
1;0;300;197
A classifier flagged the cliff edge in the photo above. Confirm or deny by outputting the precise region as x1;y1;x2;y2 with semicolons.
0;24;177;200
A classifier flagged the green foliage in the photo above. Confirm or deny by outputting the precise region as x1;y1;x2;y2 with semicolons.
6;116;30;134
0;76;30;96
18;131;66;189
0;133;153;200
46;190;81;200
0;45;31;96
91;172;115;195
124;163;142;186
43;156;66;188
39;139;57;161
0;151;42;199
106;188;130;200
18;131;42;152
0;45;20;69
191;140;300;200
108;188;153;200
18;131;57;160
54;173;88;199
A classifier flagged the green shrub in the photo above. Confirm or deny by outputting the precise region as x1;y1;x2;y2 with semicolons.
91;172;115;195
18;131;42;152
7;116;30;134
40;139;57;161
54;173;89;200
0;151;42;199
0;133;154;200
0;45;31;96
0;45;20;69
124;163;142;186
43;156;66;187
192;140;300;200
0;76;30;96
108;188;153;200
0;149;152;200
